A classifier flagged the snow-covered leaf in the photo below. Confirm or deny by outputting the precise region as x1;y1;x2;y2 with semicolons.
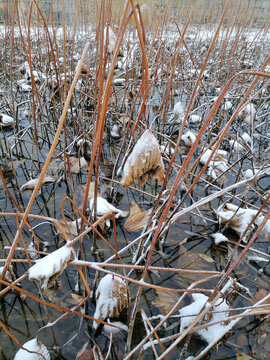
212;232;228;245
120;130;164;186
216;203;270;242
189;114;201;124
200;148;228;165
179;293;208;333
0;265;13;282
104;25;123;56
14;338;50;360
93;274;129;329
182;131;196;147
0;113;14;127
179;293;231;344
28;245;72;290
124;202;151;232
168;101;185;123
89;197;128;220
20;176;55;191
238;103;256;125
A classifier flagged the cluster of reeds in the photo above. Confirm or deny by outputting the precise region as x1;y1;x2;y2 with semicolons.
0;0;270;359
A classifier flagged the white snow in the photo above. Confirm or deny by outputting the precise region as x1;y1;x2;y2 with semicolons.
0;266;12;282
110;124;121;138
222;100;232;111
241;132;252;145
200;149;228;165
20;83;32;92
189;114;201;124
200;148;228;179
113;78;125;86
229;133;251;152
238;103;256;125
182;131;196;146
28;245;72;290
89;197;126;225
179;293;208;333
103;321;128;336
229;139;246;152
244;167;270;180
0;114;14;126
198;298;230;344
14;338;50;360
212;232;228;245
160;144;174;156
168;101;185;123
207;160;228;180
179;293;231;345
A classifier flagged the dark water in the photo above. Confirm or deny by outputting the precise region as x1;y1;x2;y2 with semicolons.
0;24;270;360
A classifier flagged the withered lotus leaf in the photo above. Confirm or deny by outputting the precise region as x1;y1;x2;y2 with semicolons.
124;201;151;232
93;274;129;329
120;130;164;186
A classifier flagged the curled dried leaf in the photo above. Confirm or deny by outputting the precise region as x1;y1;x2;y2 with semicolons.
153;290;180;315
120;130;164;187
70;157;88;173
57;218;82;237
124;201;151;232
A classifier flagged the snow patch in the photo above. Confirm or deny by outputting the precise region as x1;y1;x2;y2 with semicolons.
28;245;72;290
14;338;50;360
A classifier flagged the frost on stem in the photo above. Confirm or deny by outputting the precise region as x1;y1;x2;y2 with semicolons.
14;338;50;360
28;245;72;290
120;130;164;187
93;274;129;329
